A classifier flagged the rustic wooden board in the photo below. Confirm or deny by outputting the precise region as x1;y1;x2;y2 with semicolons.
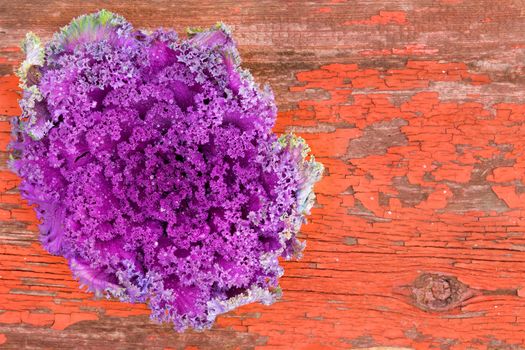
1;0;525;349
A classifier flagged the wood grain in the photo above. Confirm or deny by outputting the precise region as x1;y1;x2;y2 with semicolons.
1;1;525;349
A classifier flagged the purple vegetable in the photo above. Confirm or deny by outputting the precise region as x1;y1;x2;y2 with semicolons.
10;10;323;331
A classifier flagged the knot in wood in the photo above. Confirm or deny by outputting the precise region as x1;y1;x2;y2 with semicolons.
411;273;471;312
430;276;452;301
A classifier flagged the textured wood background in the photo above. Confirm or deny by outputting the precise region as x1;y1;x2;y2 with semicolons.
1;0;525;349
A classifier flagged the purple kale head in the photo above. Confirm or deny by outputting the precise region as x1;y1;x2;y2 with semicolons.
9;10;323;331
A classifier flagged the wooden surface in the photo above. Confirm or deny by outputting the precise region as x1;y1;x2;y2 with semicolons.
1;1;525;349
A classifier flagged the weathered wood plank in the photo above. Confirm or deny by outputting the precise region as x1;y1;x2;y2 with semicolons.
1;0;525;349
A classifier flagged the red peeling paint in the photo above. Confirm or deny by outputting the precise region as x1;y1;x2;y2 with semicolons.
317;7;332;13
0;75;21;116
344;10;408;26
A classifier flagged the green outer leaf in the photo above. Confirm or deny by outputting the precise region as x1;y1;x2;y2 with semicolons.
16;32;45;89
